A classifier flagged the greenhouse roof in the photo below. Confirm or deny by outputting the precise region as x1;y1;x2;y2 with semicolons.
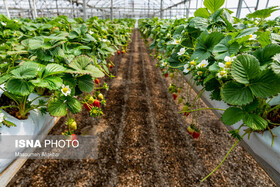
0;0;279;19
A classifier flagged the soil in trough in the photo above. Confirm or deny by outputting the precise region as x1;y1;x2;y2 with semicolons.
8;30;276;186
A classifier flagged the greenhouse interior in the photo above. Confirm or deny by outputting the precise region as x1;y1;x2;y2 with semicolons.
0;0;280;186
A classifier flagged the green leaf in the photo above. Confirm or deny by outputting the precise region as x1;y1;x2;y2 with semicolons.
243;113;268;131
26;38;44;50
194;8;210;18
243;99;259;112
10;65;37;79
6;78;34;96
249;69;280;98
221;81;254;106
66;97;81;114
77;75;94;93
86;65;104;78
6;50;28;55
68;55;98;75
2;120;16;127
247;6;279;20
31;77;63;90
222;107;245;125
188;17;208;31
253;44;280;66
235;27;258;39
80;24;88;35
204;0;225;13
44;63;66;78
47;97;67;117
0;74;11;84
213;35;239;60
271;60;280;75
191;31;224;61
231;54;260;84
258;31;271;48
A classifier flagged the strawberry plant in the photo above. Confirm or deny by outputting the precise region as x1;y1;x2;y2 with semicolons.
139;0;280;182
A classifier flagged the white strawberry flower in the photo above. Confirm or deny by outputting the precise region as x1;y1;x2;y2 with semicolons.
249;34;257;40
61;85;71;96
219;56;234;69
177;48;186;56
197;60;209;68
217;70;227;78
89;30;93;35
1;22;6;26
254;21;259;25
183;64;190;74
162;62;167;66
102;39;109;43
171;39;181;44
218;62;225;68
0;113;5;123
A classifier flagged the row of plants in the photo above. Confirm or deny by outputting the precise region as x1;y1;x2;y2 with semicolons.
0;15;135;137
139;0;280;181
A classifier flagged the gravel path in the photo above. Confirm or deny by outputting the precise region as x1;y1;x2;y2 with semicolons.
8;30;276;187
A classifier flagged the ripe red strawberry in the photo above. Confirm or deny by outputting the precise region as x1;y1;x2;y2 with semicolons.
72;134;78;146
173;93;177;100
117;51;121;55
192;131;200;139
110;65;113;69
164;73;168;78
121;50;125;54
187;126;194;135
93;100;100;108
95;78;100;84
184;112;190;117
84;103;93;111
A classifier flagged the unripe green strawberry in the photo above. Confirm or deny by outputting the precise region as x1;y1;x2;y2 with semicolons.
177;88;182;93
170;72;174;79
182;105;189;112
68;119;77;130
98;93;104;100
178;97;183;104
187;126;194;135
88;96;95;104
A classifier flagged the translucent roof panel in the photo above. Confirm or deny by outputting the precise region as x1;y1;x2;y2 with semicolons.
0;0;279;19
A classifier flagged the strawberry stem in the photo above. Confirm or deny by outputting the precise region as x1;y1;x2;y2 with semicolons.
201;133;247;182
179;107;226;114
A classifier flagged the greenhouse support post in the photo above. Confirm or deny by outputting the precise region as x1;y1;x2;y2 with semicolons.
160;0;163;19
28;0;34;19
32;0;37;18
236;0;243;18
266;0;270;8
83;0;87;21
148;0;150;18
110;0;113;21
3;0;10;19
55;0;59;16
255;0;260;10
70;0;74;18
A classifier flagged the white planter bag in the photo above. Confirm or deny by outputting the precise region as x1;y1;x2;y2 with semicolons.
0;88;56;173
